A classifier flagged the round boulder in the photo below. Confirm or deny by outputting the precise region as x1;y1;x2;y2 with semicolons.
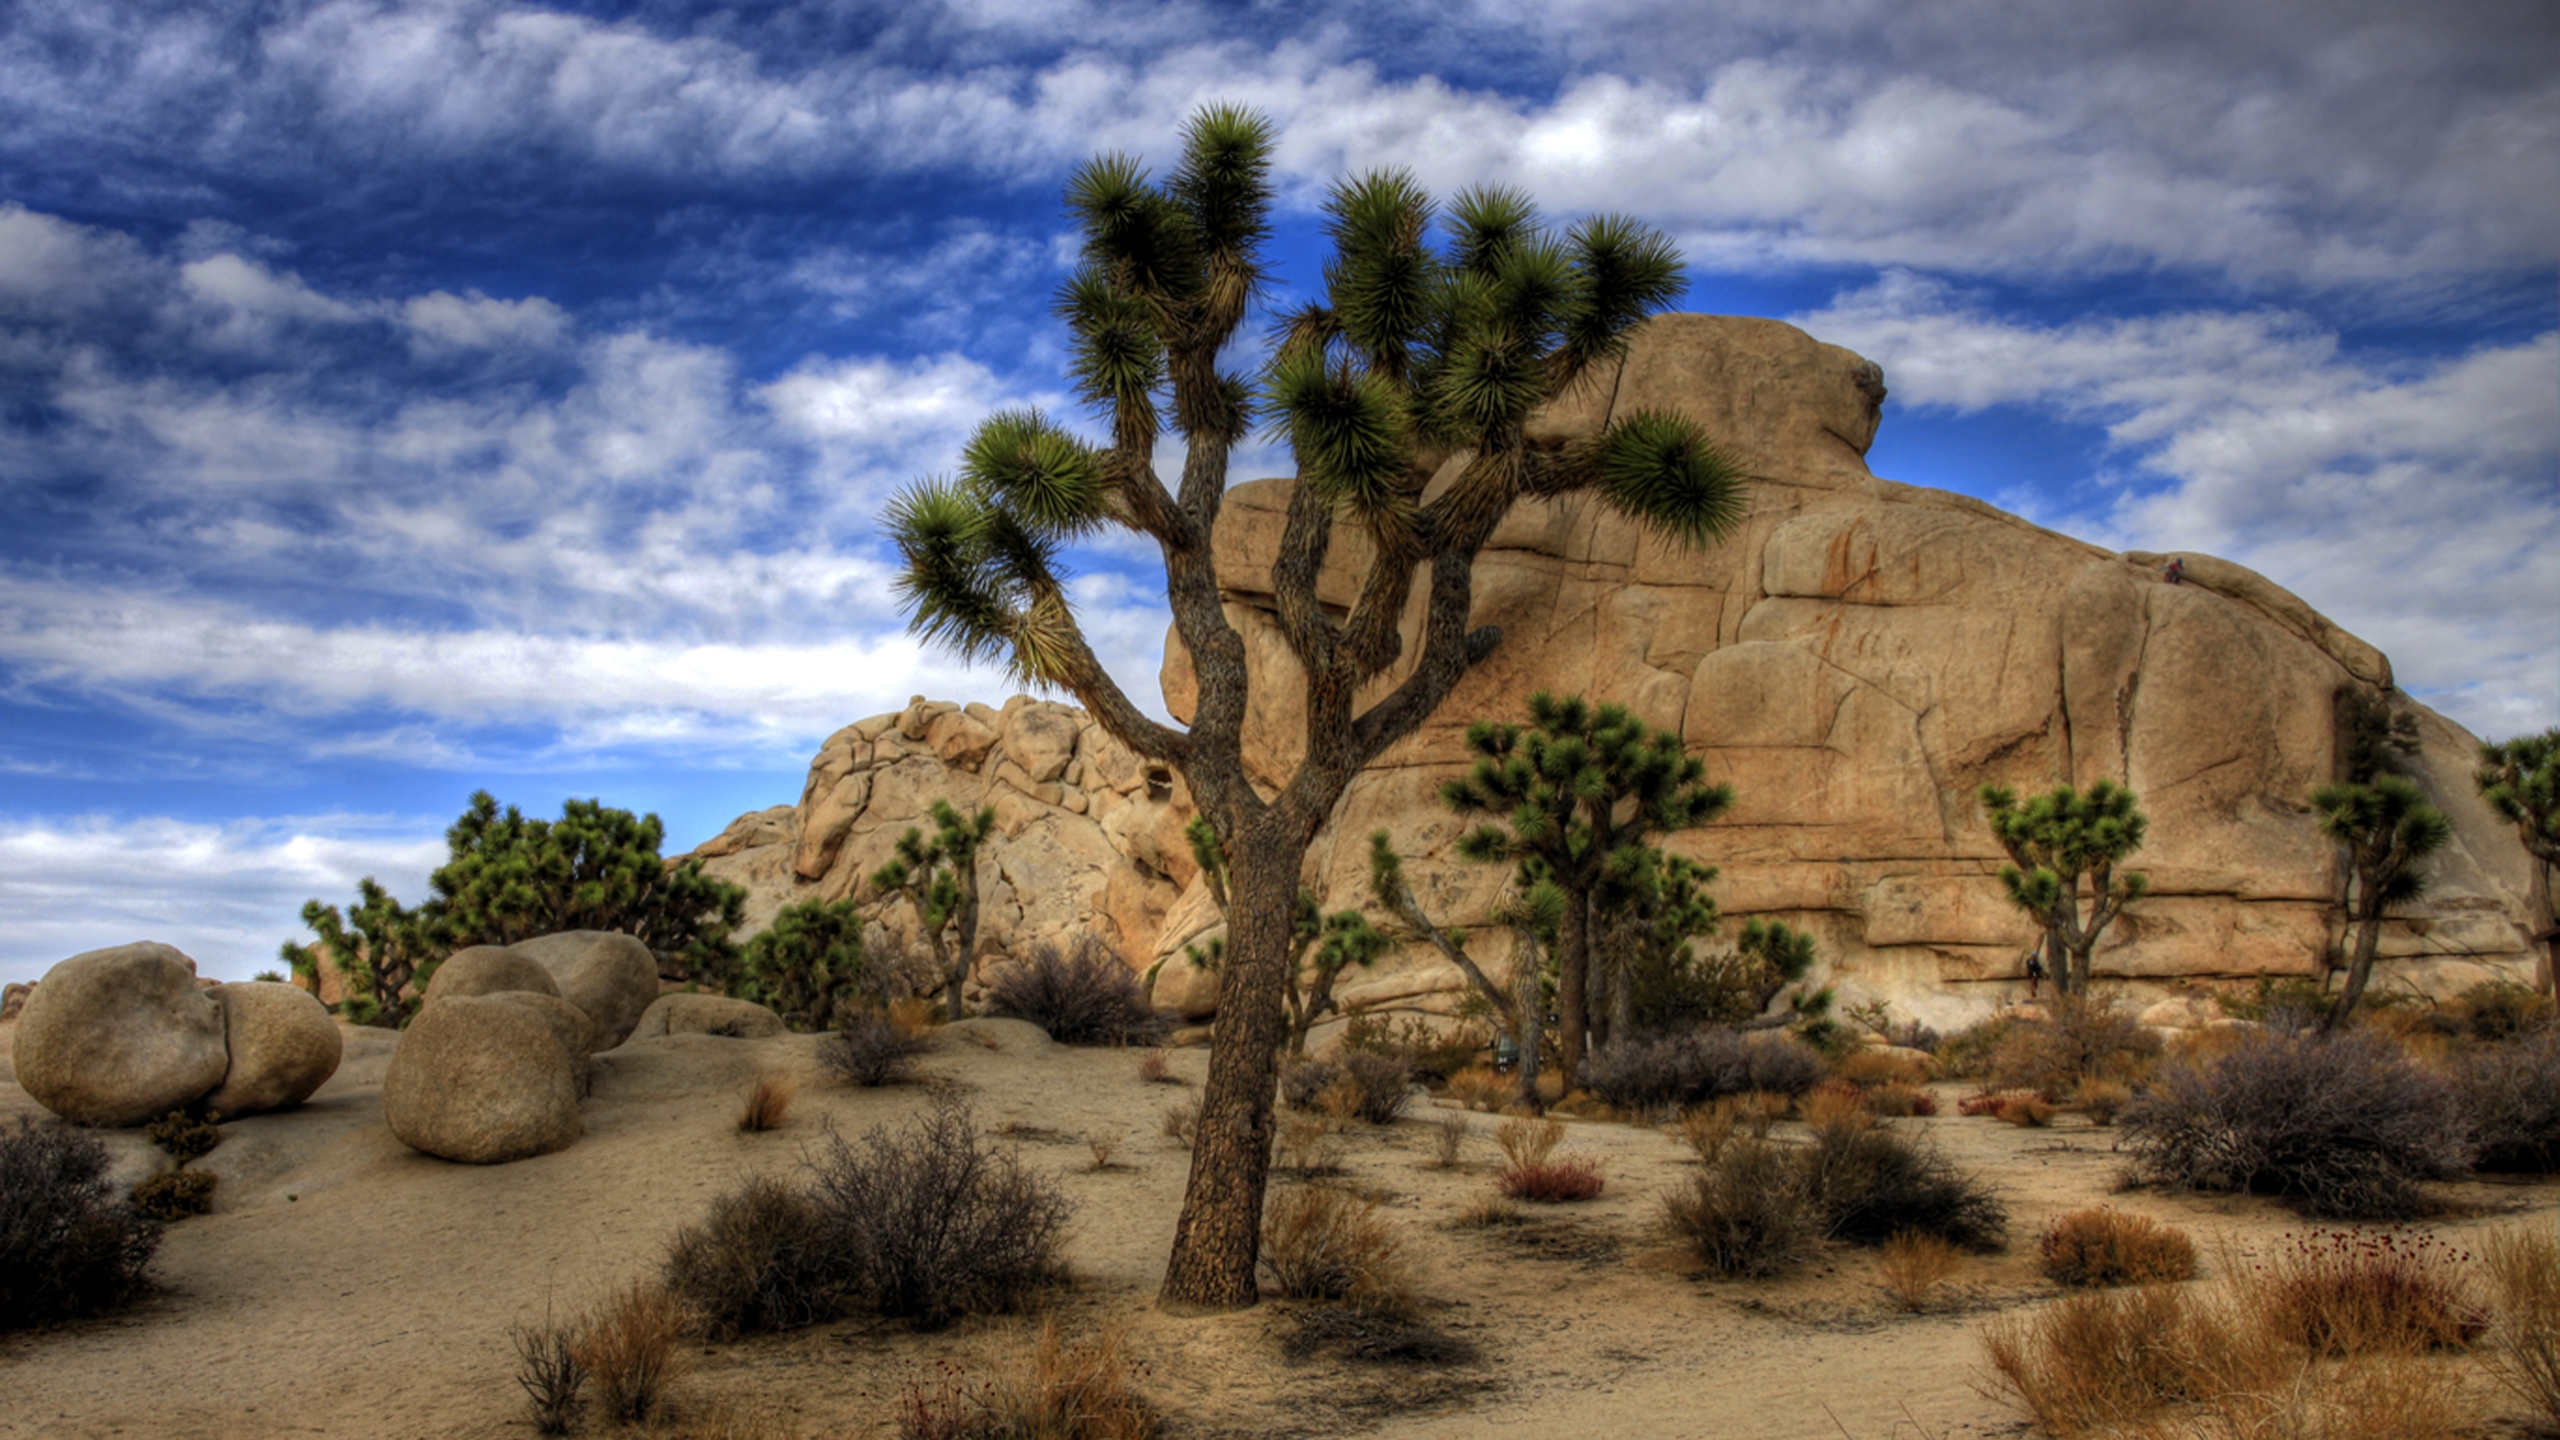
510;931;659;1051
202;982;343;1117
13;942;229;1126
418;945;561;1008
631;993;786;1040
383;994;584;1164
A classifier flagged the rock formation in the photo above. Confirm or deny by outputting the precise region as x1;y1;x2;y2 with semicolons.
512;931;660;1052
12;942;231;1126
687;315;2542;1033
383;993;585;1164
202;981;343;1117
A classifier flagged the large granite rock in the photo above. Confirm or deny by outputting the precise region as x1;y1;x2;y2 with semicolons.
202;981;342;1117
382;994;584;1164
13;943;230;1126
511;931;658;1051
680;314;2542;1031
629;993;788;1040
418;945;561;1007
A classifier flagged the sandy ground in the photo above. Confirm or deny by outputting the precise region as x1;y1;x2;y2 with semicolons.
4;1020;2553;1440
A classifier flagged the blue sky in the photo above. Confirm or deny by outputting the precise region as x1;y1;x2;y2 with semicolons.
1;0;2553;984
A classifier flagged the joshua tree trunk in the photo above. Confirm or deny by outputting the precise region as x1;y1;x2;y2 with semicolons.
945;867;979;1023
1555;889;1593;1087
1513;928;1546;1113
2330;896;2390;1027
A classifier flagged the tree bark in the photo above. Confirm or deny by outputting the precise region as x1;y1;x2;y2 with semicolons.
2327;899;2387;1031
1513;927;1546;1113
2530;858;2559;1003
1555;886;1593;1085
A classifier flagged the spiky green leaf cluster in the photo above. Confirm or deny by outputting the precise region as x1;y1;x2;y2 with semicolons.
2313;775;2453;913
737;897;872;1032
1445;691;1732;882
2476;728;2560;867
1979;780;2151;914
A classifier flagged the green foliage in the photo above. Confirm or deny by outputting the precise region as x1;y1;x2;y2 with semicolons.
129;1169;217;1222
293;877;441;1028
2477;728;2560;867
1979;780;2150;994
2337;686;2422;784
143;1111;222;1164
870;800;996;1022
736;897;871;1032
2311;773;2451;1026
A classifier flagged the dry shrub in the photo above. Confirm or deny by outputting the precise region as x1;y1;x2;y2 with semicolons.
737;1073;795;1132
1260;1184;1413;1312
1499;1155;1606;1202
1875;1232;1961;1312
2039;1208;2199;1287
1935;1013;2022;1082
1736;1091;1788;1137
1582;1028;1825;1112
1838;1049;1932;1087
661;1175;837;1339
143;1110;223;1163
129;1168;217;1221
898;1319;1160;1440
2251;1229;2486;1355
1867;1082;1936;1118
1805;1120;2007;1252
1493;1116;1563;1167
2072;1079;2132;1126
1804;1081;1874;1130
1158;1096;1199;1150
2450;978;2556;1043
1442;1065;1508;1112
1957;1091;2013;1117
887;995;940;1035
1673;1103;1737;1164
2445;1023;2560;1173
1425;1111;1468;1170
821;1013;934;1087
0;1120;162;1330
807;1102;1073;1328
1274;1114;1343;1177
2120;1027;2472;1219
1284;1052;1416;1126
577;1281;688;1425
2478;1224;2560;1428
985;936;1167;1047
510;1309;586;1436
1981;1284;2226;1435
1135;1050;1176;1085
1998;1094;2058;1127
1451;1195;1525;1229
1990;993;2163;1100
1662;1138;1822;1279
1084;1134;1117;1171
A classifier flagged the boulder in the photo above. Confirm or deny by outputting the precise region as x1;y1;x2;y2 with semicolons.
418;946;560;1007
382;994;583;1164
510;931;659;1051
202;982;343;1117
1;981;30;1023
490;991;598;1097
630;993;787;1040
13;943;229;1126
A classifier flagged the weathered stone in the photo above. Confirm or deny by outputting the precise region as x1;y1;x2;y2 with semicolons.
0;981;29;1023
418;946;560;1007
383;994;582;1164
1000;704;1083;784
631;993;787;1040
202;982;342;1117
511;930;659;1051
14;943;229;1126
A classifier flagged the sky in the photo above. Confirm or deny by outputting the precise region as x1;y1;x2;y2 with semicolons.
0;0;2553;985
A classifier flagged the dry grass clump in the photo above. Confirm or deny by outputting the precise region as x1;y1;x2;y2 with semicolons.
2038;1208;2199;1288
1084;1134;1117;1172
1874;1232;1962;1313
1673;1103;1737;1164
2120;1027;2472;1219
0;1119;162;1331
1260;1184;1414;1313
1837;1048;1933;1087
1158;1096;1199;1150
2449;978;2556;1042
1662;1138;1823;1279
1997;1094;2058;1127
2253;1229;2486;1355
1451;1195;1526;1229
1989;993;2162;1100
1867;1082;1938;1118
1442;1064;1509;1111
577;1281;689;1425
509;1308;586;1435
129;1168;218;1222
1490;1115;1604;1201
1958;1091;2022;1117
897;1319;1160;1440
821;1013;934;1087
1495;1116;1565;1169
1135;1049;1177;1085
1803;1080;1873;1130
2478;1224;2560;1428
985;936;1168;1047
1274;1113;1345;1177
2071;1079;2131;1126
736;1073;795;1132
1424;1111;1468;1169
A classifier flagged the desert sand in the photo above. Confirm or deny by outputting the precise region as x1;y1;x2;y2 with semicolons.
3;1019;2551;1440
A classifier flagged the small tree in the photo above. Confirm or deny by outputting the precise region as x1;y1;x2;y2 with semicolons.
2312;774;2451;1029
735;897;871;1031
2476;728;2560;1002
432;791;746;983
1442;692;1731;1078
1979;781;2149;996
870;800;995;1023
291;879;440;1028
1366;832;1561;1109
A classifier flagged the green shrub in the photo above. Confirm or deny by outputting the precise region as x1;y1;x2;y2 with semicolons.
144;1111;222;1164
130;1169;217;1222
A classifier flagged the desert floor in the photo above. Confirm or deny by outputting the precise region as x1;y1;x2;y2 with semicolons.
3;1019;2553;1440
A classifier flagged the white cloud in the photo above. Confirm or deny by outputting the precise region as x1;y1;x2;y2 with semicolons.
402;288;570;353
0;812;448;986
1797;276;2560;736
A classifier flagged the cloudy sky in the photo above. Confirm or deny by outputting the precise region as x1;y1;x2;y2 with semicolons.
1;0;2552;983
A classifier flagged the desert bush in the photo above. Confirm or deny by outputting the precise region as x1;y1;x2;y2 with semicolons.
2451;978;2555;1043
1136;1049;1175;1084
129;1169;217;1222
1673;1103;1736;1164
1803;1080;1872;1130
2479;1224;2560;1428
511;1310;587;1436
2446;1023;2560;1172
1499;1155;1606;1202
1494;1116;1564;1169
1661;1138;1823;1279
1274;1114;1344;1176
1441;1064;1508;1112
0;1120;162;1330
2070;1079;2131;1126
820;1013;934;1087
1425;1111;1468;1169
1867;1082;1937;1118
1837;1049;1932;1087
2119;1027;2472;1219
985;936;1166;1047
1279;1058;1340;1112
144;1110;223;1163
1989;993;2159;1100
1158;1096;1199;1150
806;1103;1073;1328
1340;1009;1487;1083
1581;1027;1823;1112
1804;1120;2006;1251
1875;1232;1961;1313
662;1174;840;1339
897;1319;1160;1440
737;1074;795;1133
1283;1052;1414;1125
2252;1228;2486;1355
577;1281;688;1425
1997;1094;2057;1127
1934;1014;2021;1081
2037;1208;2198;1287
1260;1184;1413;1312
1980;1284;2227;1435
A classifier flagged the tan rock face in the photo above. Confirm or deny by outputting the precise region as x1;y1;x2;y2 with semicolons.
383;994;583;1164
419;946;561;1007
682;314;2539;1032
203;981;343;1118
631;993;787;1040
14;942;230;1126
510;931;658;1052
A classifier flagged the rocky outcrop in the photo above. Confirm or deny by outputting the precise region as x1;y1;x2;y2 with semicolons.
202;981;343;1117
630;993;788;1040
13;943;231;1126
684;314;2542;1032
383;994;585;1164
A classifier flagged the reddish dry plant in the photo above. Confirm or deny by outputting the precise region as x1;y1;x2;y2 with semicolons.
573;1281;688;1425
737;1074;795;1133
2037;1207;2199;1288
1957;1091;2011;1117
2253;1227;2487;1355
898;1319;1160;1440
1135;1049;1176;1085
1836;1049;1933;1088
1499;1156;1607;1203
1996;1094;2057;1127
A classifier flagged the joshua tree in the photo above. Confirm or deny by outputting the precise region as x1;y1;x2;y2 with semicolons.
734;896;871;1031
292;879;440;1028
1979;781;2150;996
2476;728;2560;1001
1365;831;1564;1108
1441;692;1732;1078
1178;819;1391;1056
884;106;1746;1309
870;800;995;1022
2311;774;2451;1029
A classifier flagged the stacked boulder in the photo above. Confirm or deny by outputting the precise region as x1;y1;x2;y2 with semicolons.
383;931;658;1165
11;942;342;1126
